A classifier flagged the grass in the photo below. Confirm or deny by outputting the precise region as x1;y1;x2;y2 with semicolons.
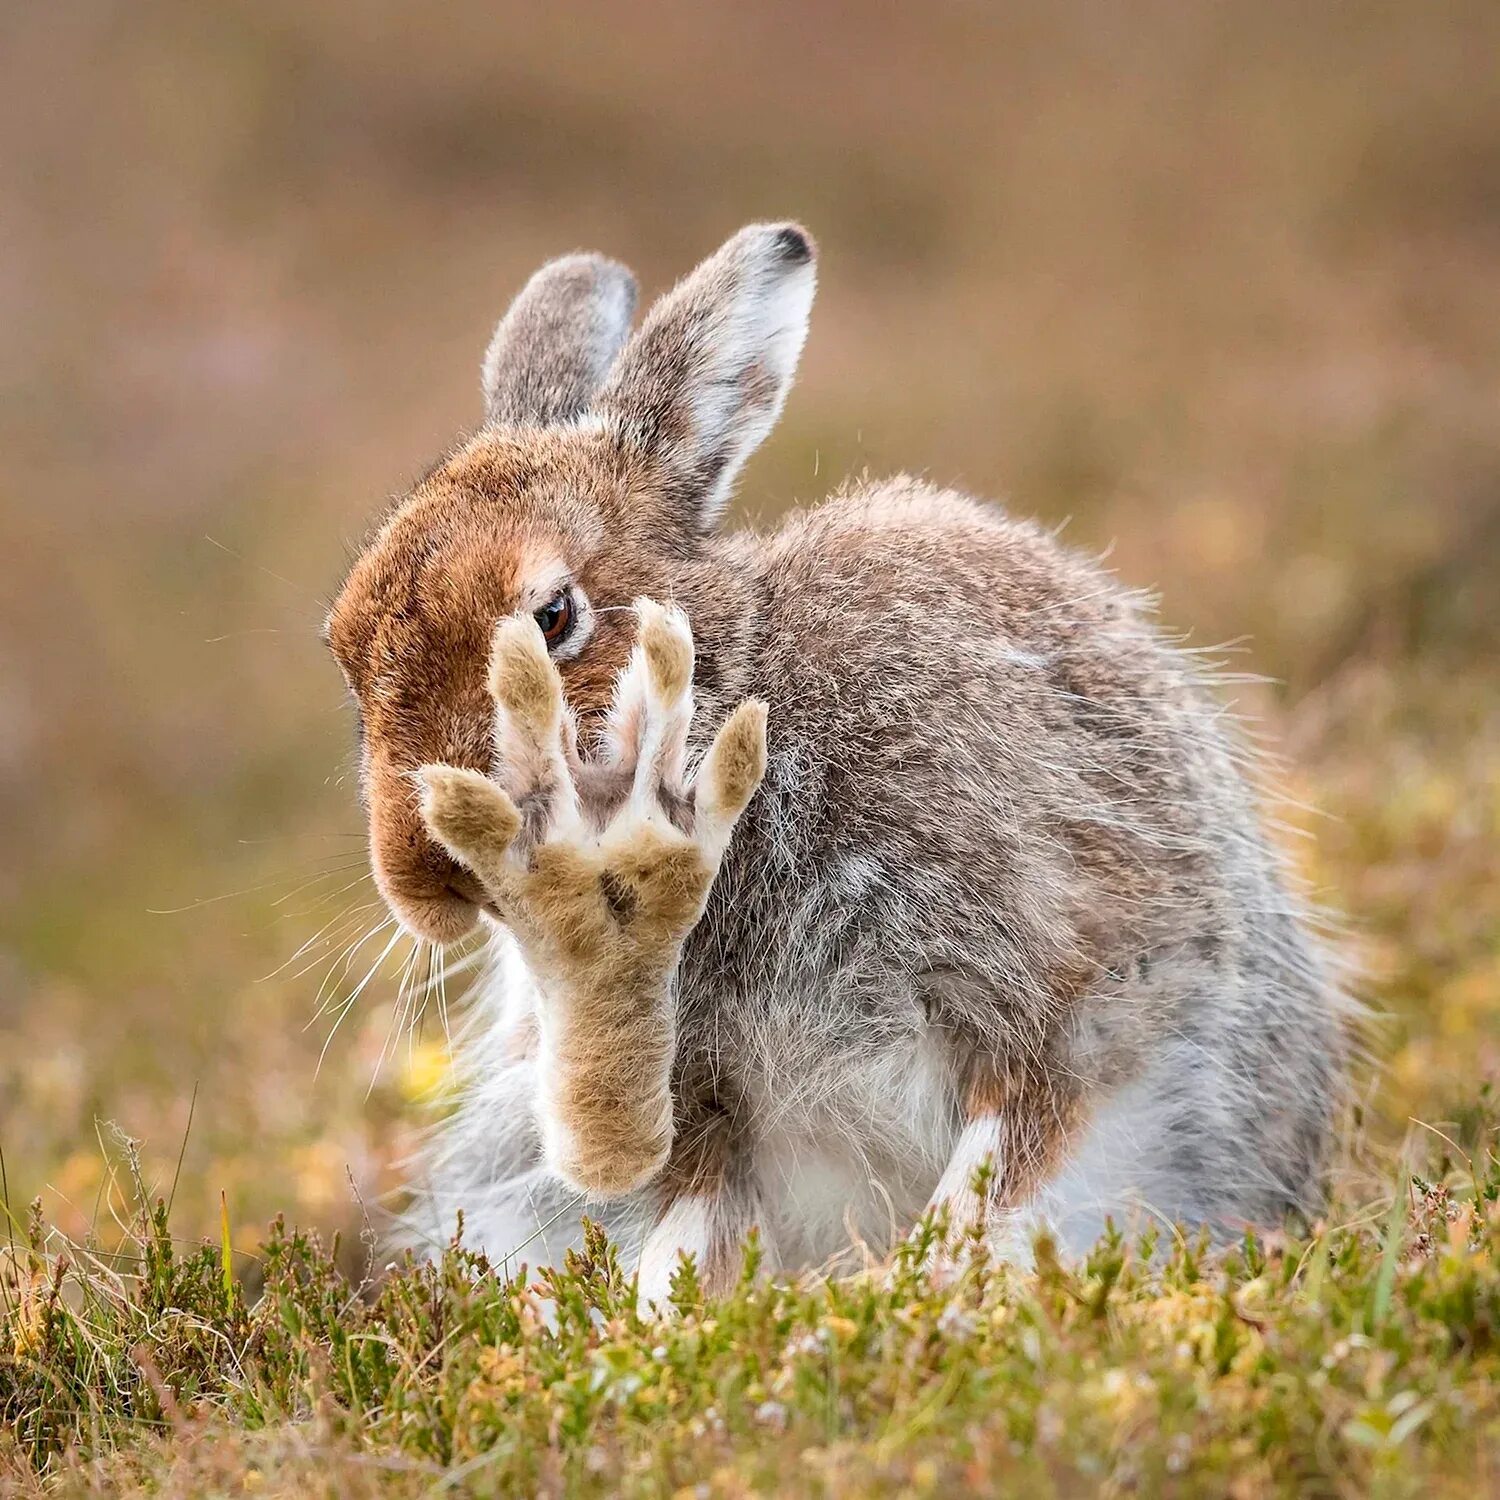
4;1131;1500;1497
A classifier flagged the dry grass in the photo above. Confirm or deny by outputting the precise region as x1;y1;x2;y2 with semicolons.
1;0;1498;1491
6;1155;1500;1496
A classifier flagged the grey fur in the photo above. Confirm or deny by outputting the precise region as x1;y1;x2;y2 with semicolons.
594;222;816;529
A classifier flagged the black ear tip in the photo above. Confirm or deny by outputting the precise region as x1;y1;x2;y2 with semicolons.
771;225;815;266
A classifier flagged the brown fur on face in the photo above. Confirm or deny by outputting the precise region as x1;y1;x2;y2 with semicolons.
327;428;674;941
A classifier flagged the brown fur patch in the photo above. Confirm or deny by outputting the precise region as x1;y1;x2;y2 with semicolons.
958;1057;1085;1209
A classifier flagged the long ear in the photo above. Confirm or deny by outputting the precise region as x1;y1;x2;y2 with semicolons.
594;222;816;530
481;253;638;427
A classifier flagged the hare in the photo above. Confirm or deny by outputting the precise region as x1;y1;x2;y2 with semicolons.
325;223;1346;1298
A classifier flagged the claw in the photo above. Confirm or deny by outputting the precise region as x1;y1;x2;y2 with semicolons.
616;599;695;807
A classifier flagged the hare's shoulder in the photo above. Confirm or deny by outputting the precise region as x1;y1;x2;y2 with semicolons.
753;475;1136;643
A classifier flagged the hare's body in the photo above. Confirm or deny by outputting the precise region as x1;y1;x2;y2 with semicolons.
408;477;1340;1281
328;224;1344;1292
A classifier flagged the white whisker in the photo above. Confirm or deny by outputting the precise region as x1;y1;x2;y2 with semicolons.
307;918;394;1026
317;928;405;1076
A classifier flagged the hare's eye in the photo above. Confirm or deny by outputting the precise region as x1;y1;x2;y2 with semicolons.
534;589;576;649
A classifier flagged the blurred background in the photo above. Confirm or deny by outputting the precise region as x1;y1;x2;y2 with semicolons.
1;0;1496;1265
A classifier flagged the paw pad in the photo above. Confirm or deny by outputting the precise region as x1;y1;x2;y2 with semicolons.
635;598;694;703
489;616;562;728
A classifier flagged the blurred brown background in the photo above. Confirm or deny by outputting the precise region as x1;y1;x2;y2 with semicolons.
2;0;1497;1256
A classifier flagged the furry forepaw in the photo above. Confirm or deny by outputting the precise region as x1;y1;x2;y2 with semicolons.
413;600;769;1203
416;765;522;882
416;598;768;963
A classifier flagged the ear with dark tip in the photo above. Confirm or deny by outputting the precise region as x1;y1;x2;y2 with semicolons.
481;253;638;428
593;222;817;531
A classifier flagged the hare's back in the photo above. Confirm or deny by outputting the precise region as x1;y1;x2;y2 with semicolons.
744;477;1267;981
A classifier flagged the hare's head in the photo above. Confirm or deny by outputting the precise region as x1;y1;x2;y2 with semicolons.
326;224;816;942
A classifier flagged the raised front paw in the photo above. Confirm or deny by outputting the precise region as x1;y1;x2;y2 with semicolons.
416;598;767;980
417;601;764;1197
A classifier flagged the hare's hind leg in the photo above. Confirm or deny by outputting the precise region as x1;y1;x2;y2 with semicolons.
921;1062;1085;1271
929;1058;1229;1264
635;1101;767;1311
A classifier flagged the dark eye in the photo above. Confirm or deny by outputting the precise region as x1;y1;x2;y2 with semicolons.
534;588;576;649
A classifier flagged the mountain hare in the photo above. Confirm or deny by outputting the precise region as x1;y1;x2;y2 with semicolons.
325;223;1345;1297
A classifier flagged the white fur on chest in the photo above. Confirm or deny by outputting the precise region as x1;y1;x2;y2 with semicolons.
743;1026;958;1268
433;940;960;1269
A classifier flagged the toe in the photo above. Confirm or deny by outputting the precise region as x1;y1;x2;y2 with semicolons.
635;598;694;705
417;765;522;879
489;616;564;733
695;700;768;853
626;599;695;804
489;615;583;831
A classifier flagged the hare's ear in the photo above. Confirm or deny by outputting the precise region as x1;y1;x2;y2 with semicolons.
481;254;638;428
594;223;816;531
